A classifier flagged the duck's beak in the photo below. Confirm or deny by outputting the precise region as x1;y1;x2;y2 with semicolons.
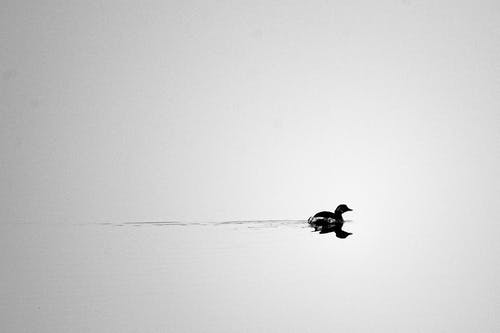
347;208;353;211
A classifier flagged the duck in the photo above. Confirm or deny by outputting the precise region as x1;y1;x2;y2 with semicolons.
308;204;352;225
308;204;354;238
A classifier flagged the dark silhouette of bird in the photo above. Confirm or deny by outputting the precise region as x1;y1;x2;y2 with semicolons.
308;204;353;238
308;204;352;224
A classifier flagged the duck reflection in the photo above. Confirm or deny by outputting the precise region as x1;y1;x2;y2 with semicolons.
316;222;352;238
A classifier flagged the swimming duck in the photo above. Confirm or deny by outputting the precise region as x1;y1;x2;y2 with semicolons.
308;204;353;238
308;204;352;225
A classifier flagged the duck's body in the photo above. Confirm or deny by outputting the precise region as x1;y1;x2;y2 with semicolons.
308;204;352;224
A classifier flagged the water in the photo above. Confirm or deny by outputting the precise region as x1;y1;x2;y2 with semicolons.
1;213;499;332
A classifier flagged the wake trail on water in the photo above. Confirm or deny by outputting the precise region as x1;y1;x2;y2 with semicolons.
97;219;309;229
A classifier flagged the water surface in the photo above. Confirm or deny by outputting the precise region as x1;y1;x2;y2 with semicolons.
1;214;498;332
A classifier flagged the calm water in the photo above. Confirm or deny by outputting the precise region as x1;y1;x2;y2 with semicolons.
2;212;499;332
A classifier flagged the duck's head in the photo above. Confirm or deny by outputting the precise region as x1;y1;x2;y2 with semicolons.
335;204;353;215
